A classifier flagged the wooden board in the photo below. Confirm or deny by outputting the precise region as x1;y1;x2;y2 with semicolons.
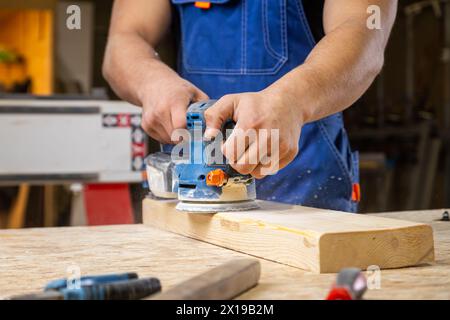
151;259;260;300
143;198;435;273
0;209;449;299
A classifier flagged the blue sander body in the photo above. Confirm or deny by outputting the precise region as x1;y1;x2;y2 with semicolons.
145;100;258;213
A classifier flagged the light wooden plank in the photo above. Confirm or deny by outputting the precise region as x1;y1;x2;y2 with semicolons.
142;198;435;273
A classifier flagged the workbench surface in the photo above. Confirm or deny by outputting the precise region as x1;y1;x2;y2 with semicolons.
0;210;449;300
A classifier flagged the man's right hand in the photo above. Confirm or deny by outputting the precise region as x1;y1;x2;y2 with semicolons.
103;0;208;144
138;64;208;144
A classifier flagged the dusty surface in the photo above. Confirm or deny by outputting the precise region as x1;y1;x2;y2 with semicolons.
0;209;449;299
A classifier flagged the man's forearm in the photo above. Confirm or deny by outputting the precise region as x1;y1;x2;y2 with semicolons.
103;33;168;106
267;3;396;124
103;0;208;143
103;0;175;107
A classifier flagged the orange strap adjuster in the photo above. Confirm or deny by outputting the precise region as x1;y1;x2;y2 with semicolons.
195;1;211;9
351;183;361;202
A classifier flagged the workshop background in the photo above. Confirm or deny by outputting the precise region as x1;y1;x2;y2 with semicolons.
0;0;449;229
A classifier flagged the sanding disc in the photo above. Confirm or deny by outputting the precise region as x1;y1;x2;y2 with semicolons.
176;200;259;213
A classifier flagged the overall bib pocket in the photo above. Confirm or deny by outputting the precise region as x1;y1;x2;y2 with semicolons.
172;0;288;75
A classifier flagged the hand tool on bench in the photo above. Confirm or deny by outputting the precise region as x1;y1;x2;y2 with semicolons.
151;258;261;300
44;272;138;291
326;268;367;300
145;100;259;213
10;272;161;300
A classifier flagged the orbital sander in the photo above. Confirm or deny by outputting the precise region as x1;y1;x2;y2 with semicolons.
145;100;259;213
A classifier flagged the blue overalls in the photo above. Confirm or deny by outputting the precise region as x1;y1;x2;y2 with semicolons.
171;0;360;212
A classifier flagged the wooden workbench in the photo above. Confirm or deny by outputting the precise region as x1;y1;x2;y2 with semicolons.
0;209;449;300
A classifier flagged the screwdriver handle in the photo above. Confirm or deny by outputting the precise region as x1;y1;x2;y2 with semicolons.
45;272;138;291
63;277;162;300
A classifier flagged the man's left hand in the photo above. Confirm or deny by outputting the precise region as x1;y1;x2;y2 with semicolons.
204;89;303;179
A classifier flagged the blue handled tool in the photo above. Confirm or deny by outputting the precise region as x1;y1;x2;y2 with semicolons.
145;100;259;213
44;272;137;291
10;273;161;300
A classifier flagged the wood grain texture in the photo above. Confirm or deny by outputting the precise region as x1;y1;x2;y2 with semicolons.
151;259;260;300
143;198;435;273
0;209;449;299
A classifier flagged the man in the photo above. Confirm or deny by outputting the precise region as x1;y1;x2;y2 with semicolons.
103;0;397;212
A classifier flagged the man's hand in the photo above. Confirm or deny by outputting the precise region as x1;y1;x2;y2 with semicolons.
103;0;208;144
203;0;397;179
204;89;302;179
139;64;208;143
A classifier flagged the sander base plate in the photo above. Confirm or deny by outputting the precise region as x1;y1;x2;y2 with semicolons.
175;200;259;213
